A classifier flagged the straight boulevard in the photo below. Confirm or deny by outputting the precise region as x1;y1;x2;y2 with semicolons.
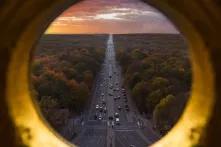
72;34;159;147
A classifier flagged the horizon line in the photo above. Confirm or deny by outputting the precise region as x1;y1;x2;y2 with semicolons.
44;32;180;35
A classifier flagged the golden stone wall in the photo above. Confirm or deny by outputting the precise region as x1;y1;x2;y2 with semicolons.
0;0;220;146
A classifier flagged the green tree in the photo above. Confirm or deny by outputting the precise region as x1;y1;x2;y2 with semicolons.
127;72;141;89
131;49;146;60
32;60;43;76
151;77;169;90
145;89;164;114
153;94;176;134
132;81;149;112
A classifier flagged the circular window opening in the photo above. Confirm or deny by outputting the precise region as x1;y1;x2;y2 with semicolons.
31;0;191;146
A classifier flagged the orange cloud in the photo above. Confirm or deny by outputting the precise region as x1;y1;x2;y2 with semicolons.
46;0;178;34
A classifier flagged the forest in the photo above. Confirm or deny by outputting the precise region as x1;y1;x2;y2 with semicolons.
32;33;191;136
114;34;191;135
31;34;106;132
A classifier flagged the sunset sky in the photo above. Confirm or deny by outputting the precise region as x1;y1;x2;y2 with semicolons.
46;0;179;34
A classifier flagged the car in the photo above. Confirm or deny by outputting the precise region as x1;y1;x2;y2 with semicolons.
108;116;114;120
101;93;104;96
114;97;118;101
111;121;115;127
117;96;120;99
107;121;111;127
114;112;119;118
94;114;97;120
103;107;107;113
96;105;99;109
118;106;122;111
99;106;103;112
126;107;130;112
115;118;120;125
125;104;129;108
98;114;102;120
102;101;106;105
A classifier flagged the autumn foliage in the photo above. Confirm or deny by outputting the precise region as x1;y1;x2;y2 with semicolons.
31;35;106;130
115;34;191;135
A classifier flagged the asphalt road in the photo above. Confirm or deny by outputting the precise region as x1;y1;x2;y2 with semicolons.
72;34;159;147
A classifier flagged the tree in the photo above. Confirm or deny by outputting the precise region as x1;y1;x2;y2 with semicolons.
151;77;169;90
153;94;176;134
32;60;43;76
132;81;149;112
83;70;94;88
126;72;141;89
145;89;164;115
69;82;90;112
131;49;146;60
39;96;58;110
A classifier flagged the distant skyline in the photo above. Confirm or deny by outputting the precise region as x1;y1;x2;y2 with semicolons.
46;0;179;34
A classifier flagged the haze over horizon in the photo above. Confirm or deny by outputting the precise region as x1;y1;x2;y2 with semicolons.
46;0;179;34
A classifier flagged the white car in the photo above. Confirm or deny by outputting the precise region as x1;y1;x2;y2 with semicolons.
98;114;102;120
103;107;107;111
96;105;99;109
115;118;120;125
111;121;115;127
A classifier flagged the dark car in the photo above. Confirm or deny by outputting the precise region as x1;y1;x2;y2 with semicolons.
108;116;114;120
94;114;97;120
114;112;120;118
102;101;106;105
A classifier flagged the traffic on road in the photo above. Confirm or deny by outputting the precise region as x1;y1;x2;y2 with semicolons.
73;34;159;147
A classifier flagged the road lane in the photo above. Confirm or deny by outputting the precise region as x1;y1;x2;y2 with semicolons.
72;34;159;147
